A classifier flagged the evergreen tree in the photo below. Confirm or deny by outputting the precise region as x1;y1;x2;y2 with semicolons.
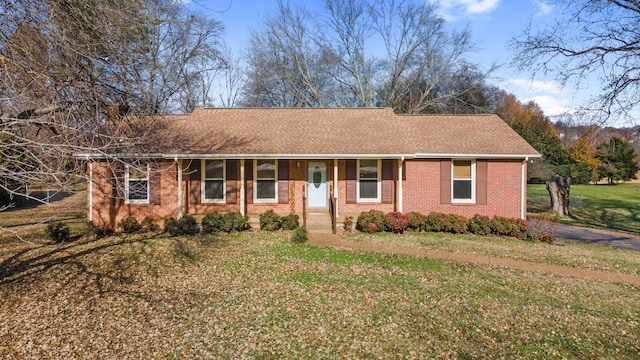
596;137;639;184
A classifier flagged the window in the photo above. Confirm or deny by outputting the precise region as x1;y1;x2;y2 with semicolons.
255;159;277;202
125;163;149;204
452;160;475;202
202;159;225;202
358;159;380;201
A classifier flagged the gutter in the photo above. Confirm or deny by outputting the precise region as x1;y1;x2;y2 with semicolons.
415;153;541;159
521;157;529;220
75;152;541;160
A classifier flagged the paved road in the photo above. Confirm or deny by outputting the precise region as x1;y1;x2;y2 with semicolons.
554;225;640;251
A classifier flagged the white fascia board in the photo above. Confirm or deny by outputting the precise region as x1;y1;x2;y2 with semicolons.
414;153;542;159
75;152;541;160
164;153;416;160
73;153;165;160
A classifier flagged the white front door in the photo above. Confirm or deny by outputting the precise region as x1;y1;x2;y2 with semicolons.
307;162;327;208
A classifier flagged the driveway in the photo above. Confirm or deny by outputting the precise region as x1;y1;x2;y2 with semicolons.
554;224;640;251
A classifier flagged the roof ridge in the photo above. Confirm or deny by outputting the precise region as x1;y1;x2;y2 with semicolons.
397;113;495;117
193;107;392;111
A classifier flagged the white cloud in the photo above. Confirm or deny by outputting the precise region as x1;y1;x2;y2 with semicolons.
501;78;572;116
430;0;499;20
534;1;553;16
525;95;572;116
507;78;563;95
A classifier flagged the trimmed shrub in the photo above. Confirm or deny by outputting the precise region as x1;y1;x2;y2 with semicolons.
384;212;410;234
178;215;200;235
89;223;114;238
469;214;492;236
165;215;200;236
356;210;386;233
223;212;250;232
259;210;281;231
490;216;510;236
446;214;469;234
490;216;528;240
279;213;300;230
342;216;354;232
201;212;225;234
291;227;308;244
45;221;70;243
423;212;449;232
508;218;529;240
406;212;424;232
164;218;180;236
141;216;160;232
118;216;142;234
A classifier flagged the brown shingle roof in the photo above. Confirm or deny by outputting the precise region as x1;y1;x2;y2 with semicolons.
154;108;539;158
400;114;540;156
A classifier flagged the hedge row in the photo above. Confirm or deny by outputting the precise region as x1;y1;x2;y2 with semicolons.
111;212;251;237
355;210;528;240
258;210;300;231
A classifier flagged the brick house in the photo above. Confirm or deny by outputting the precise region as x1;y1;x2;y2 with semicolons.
77;108;540;229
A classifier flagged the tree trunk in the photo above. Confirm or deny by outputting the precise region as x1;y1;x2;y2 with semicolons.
546;175;571;216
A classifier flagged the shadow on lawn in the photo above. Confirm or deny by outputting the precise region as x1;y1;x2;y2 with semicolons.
568;197;640;233
0;236;161;299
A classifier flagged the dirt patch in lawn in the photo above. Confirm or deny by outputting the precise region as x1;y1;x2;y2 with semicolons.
309;233;640;286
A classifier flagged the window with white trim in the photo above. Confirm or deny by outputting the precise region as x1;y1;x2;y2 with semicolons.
202;159;225;202
125;163;149;204
255;159;277;202
357;159;380;201
452;159;475;202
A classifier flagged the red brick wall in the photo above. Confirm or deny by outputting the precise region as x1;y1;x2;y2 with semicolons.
335;159;395;214
89;158;526;229
89;160;180;229
402;159;524;219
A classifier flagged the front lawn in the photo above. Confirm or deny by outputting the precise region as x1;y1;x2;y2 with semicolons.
1;231;639;359
528;183;640;233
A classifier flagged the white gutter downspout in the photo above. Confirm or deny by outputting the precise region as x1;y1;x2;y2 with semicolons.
88;162;93;223
177;158;183;219
240;159;246;216
397;157;404;213
521;157;528;220
334;159;339;218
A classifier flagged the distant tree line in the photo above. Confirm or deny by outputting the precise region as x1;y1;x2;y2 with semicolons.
489;90;639;185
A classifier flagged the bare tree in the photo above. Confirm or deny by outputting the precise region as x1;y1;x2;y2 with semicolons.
371;0;482;113
218;49;246;108
323;0;378;107
242;0;490;113
243;1;333;107
0;0;224;214
510;0;640;120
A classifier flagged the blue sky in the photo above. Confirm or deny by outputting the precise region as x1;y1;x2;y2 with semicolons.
194;0;586;119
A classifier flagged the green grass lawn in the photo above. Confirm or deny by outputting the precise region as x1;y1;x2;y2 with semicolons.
528;183;640;233
2;190;640;358
1;231;640;359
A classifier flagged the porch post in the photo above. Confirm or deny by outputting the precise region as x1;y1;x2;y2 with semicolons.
240;159;246;216
334;159;339;218
397;157;403;213
177;158;183;218
88;162;93;223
